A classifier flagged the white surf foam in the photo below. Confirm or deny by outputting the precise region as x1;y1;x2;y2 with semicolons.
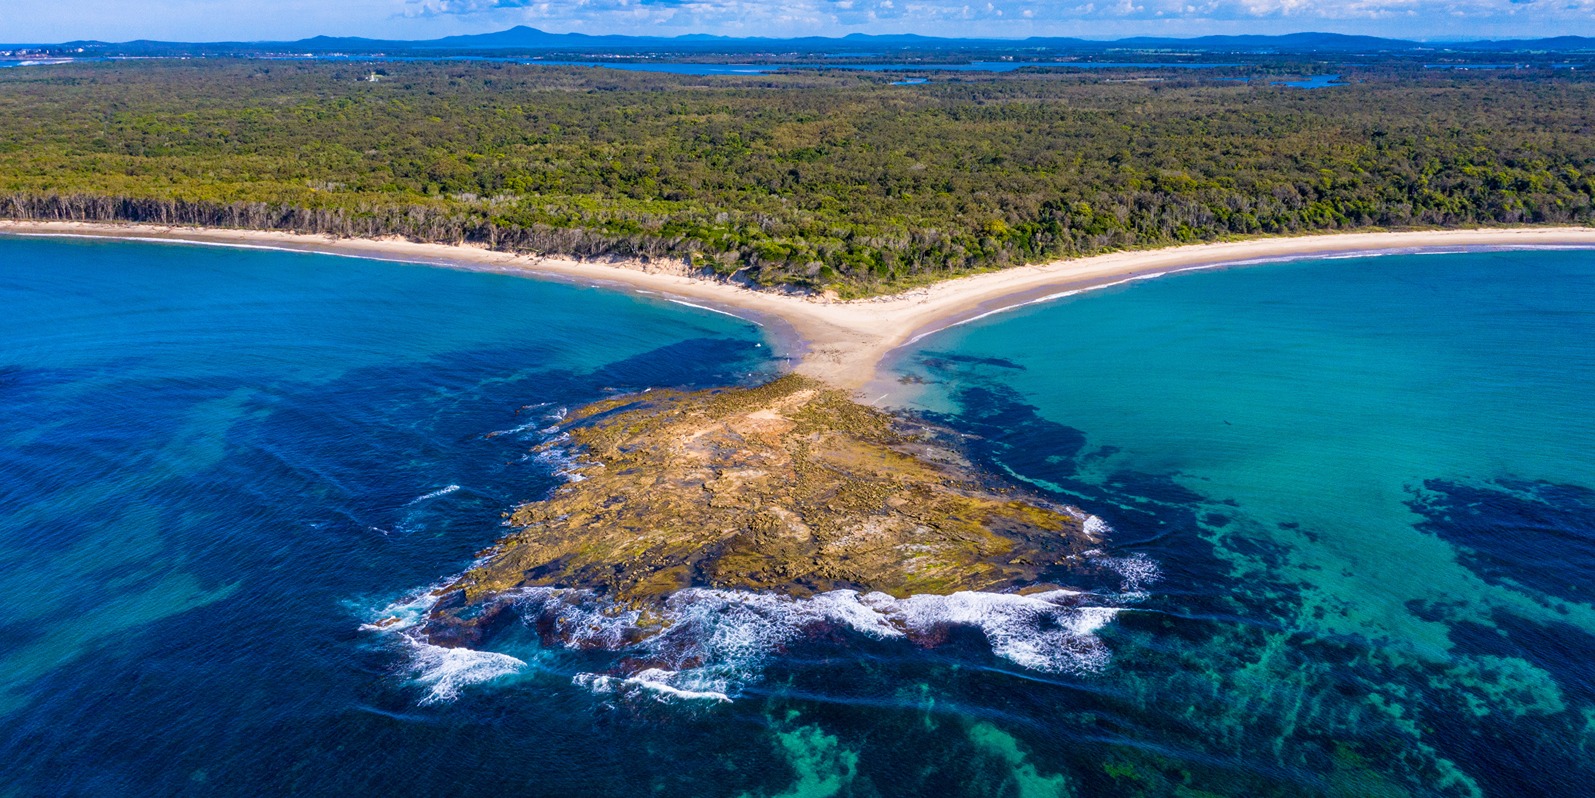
665;298;763;326
486;418;546;438
516;587;643;649
1082;514;1113;538
406;484;461;505
405;638;526;705
361;578;527;703
527;430;597;484
9;232;431;263
859;589;1115;674
487;405;568;440
574;670;732;704
535;585;1130;702
1095;552;1161;599
366;551;1155;705
1076;547;1161;600
532;444;590;483
359;582;446;632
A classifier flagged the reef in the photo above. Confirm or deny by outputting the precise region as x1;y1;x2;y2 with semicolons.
410;375;1104;649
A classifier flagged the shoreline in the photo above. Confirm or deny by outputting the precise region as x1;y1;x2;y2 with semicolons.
5;221;1594;393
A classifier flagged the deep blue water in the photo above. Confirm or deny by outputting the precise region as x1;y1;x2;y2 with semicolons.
4;237;1595;796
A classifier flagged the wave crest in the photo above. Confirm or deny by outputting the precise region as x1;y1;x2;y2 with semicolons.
509;584;1131;703
406;639;526;705
366;559;1154;706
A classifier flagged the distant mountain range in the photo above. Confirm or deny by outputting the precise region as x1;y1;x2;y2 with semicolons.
13;27;1595;55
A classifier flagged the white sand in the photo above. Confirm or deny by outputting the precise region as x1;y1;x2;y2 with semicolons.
6;221;1594;393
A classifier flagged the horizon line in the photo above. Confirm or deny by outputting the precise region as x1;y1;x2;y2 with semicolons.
8;26;1594;48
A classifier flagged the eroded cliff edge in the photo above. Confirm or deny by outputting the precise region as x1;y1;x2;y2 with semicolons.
407;375;1106;651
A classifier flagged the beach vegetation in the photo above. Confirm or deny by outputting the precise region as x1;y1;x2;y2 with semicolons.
2;61;1592;295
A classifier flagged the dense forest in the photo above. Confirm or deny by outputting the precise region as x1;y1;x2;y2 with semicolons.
1;61;1592;294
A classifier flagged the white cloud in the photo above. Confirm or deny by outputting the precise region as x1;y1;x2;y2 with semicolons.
0;0;1589;42
400;0;1595;36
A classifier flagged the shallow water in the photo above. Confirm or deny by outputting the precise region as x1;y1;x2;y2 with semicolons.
3;237;1593;796
892;247;1595;796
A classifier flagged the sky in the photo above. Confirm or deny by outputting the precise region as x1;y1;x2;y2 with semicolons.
3;0;1592;43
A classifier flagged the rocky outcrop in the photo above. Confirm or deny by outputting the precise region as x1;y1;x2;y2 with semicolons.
413;376;1101;648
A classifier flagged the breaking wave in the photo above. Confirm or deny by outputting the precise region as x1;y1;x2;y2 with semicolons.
515;583;1136;704
362;576;526;704
1082;514;1113;538
405;640;526;705
525;433;593;484
362;542;1156;706
486;404;566;440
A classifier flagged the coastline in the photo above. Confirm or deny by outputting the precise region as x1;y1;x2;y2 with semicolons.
5;220;1594;393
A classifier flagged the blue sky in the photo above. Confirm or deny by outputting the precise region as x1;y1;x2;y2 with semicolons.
5;0;1592;43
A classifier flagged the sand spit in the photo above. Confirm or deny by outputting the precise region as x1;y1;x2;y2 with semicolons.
6;221;1594;392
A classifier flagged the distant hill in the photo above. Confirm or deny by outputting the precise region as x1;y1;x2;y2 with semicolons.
18;27;1595;56
1108;33;1418;51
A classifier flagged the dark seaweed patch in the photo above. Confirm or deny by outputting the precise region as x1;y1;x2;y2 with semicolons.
1103;470;1207;507
917;351;1028;371
1409;477;1595;604
929;384;1089;481
587;337;770;389
1447;609;1595;705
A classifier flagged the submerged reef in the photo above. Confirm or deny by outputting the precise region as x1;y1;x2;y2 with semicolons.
410;375;1104;654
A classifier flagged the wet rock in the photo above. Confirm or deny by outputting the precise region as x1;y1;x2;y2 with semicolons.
421;375;1101;646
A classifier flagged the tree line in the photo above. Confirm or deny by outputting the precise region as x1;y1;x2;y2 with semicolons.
1;61;1591;295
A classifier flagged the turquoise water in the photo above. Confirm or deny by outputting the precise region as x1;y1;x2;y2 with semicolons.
893;247;1595;796
4;236;1594;796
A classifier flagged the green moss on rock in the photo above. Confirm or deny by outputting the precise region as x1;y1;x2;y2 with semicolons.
423;376;1102;642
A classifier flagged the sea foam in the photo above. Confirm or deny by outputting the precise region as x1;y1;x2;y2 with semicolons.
366;547;1154;705
363;576;527;703
405;639;526;705
406;484;461;505
512;583;1133;704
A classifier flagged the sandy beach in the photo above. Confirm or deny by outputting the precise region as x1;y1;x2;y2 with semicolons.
5;221;1594;393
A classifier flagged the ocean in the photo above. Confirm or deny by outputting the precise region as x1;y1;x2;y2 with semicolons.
1;236;1591;796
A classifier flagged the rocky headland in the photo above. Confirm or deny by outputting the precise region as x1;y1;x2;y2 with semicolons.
406;375;1105;653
